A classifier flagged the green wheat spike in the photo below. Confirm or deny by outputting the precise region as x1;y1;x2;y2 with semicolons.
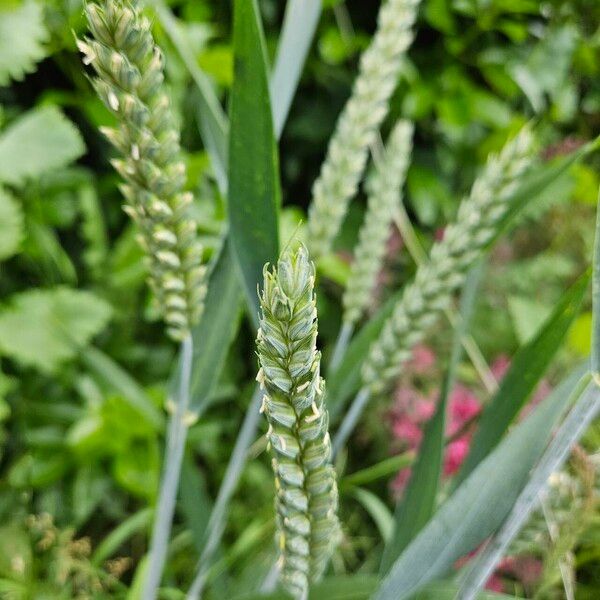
79;0;206;340
256;245;340;599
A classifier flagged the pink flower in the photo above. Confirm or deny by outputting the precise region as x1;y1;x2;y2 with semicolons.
491;355;511;380
392;416;423;448
443;436;471;476
485;574;505;593
448;385;480;435
415;398;436;421
409;345;436;374
391;468;412;497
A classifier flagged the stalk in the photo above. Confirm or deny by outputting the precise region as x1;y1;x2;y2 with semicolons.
143;335;194;599
187;387;263;600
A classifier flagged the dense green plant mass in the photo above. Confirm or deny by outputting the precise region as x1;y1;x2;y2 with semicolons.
0;1;599;599
257;245;339;599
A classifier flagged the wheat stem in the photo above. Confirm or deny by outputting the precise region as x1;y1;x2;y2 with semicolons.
329;321;355;373
143;334;193;599
186;387;263;600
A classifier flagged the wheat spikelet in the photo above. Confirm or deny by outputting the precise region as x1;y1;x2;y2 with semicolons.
307;0;421;259
79;0;206;340
362;125;536;393
256;245;340;599
343;120;414;326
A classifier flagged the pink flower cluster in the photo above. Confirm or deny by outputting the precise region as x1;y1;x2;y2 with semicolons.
389;345;483;496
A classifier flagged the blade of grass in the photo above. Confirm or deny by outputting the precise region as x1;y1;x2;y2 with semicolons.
592;185;600;379
92;508;153;566
352;488;394;543
380;263;483;574
456;271;590;485
341;452;415;490
328;289;401;420
143;335;194;599
81;346;163;431
179;454;213;555
372;365;590;600
149;0;229;189
456;381;600;600
187;387;263;599
270;0;321;137
170;242;243;417
228;0;281;320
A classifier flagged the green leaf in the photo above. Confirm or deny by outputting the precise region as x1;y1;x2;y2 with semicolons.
341;452;414;490
351;488;394;543
151;0;229;192
92;508;153;566
381;263;483;574
0;287;111;373
179;454;213;554
173;243;242;416
0;106;85;186
81;346;164;431
455;382;599;599
457;271;589;484
270;0;321;136
372;366;589;600
0;187;23;260
327;290;401;420
592;185;600;377
0;0;48;86
228;0;281;319
113;437;160;500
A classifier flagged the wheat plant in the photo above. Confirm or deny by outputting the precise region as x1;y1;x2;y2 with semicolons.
307;0;421;259
65;1;600;599
79;0;206;341
256;245;340;599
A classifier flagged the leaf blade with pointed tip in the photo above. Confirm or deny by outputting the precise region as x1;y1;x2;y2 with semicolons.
456;271;589;485
373;366;589;600
380;263;483;574
228;0;281;319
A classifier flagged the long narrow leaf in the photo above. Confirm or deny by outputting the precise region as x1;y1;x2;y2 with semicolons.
270;0;321;137
373;365;589;600
456;382;600;599
328;290;401;420
380;263;483;574
149;0;229;189
81;347;163;430
229;0;281;318
457;271;589;484
187;243;242;416
592;185;600;377
187;387;263;599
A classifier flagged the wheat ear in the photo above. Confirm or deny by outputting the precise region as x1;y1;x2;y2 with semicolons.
343;120;414;327
256;245;340;599
79;0;206;340
307;0;421;259
362;125;536;393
